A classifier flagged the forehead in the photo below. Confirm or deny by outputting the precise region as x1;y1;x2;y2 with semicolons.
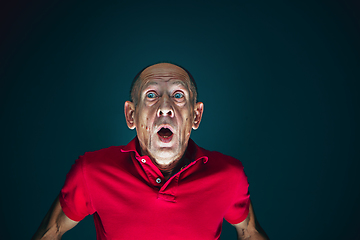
139;63;191;89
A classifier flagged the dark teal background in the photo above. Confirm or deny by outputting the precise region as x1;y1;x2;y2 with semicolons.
1;0;359;239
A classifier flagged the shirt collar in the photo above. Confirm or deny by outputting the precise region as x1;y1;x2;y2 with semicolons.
120;136;208;164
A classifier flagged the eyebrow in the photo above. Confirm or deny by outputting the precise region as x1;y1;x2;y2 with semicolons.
143;81;158;89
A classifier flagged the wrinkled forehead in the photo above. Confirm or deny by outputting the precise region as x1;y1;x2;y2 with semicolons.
139;63;191;87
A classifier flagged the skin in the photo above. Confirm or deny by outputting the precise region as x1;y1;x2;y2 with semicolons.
31;196;78;240
232;201;270;240
32;63;269;239
124;63;203;179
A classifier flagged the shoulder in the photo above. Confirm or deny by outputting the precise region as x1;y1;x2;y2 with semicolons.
79;145;131;167
199;146;248;182
201;146;244;169
82;145;124;158
190;139;244;169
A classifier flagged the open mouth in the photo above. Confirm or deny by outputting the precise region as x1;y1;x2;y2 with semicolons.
157;127;173;143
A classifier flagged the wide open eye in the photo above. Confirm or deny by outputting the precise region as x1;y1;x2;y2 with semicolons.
146;92;156;99
173;92;184;99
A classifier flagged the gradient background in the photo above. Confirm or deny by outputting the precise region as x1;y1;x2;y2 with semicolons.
1;0;359;239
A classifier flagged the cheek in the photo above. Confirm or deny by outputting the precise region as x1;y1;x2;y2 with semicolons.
184;116;193;136
136;109;151;132
145;119;150;131
140;119;150;131
142;116;153;133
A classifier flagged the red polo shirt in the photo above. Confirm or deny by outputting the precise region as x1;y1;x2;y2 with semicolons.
59;137;250;240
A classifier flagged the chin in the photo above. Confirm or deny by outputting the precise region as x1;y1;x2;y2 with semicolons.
154;159;176;167
151;150;181;165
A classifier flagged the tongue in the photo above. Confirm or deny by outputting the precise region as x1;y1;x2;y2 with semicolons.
158;128;173;138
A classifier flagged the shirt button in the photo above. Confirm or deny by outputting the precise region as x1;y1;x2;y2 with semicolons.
141;159;146;163
156;178;161;184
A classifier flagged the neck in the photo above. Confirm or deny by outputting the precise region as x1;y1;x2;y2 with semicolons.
152;157;189;181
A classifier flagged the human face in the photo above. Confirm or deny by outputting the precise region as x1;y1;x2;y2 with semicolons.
125;63;203;167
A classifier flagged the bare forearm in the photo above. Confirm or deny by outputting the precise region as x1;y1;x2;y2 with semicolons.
31;224;62;240
32;195;78;240
237;229;269;240
31;205;62;240
234;201;269;240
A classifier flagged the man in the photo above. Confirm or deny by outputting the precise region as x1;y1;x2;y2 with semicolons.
32;63;269;240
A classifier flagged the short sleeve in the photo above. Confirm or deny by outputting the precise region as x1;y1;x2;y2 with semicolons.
59;155;95;221
223;166;250;224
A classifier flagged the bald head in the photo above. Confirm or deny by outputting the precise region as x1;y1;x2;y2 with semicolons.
130;62;198;106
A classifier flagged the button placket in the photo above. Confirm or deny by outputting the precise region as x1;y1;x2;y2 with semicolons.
137;156;165;187
158;175;180;202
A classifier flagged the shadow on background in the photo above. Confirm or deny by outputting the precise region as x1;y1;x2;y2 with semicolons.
1;0;359;239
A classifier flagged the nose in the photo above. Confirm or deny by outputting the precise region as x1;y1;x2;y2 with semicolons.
157;96;174;118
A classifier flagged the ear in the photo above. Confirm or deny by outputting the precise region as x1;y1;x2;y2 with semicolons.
192;102;204;130
124;101;136;129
